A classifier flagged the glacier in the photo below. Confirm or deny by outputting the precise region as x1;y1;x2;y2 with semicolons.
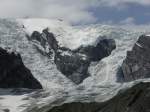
0;18;149;112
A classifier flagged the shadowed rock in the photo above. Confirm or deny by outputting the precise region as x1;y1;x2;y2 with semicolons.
74;38;116;61
54;50;90;84
46;82;150;112
122;35;150;81
0;47;42;89
30;29;116;84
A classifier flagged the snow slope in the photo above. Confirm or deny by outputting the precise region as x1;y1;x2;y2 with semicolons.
0;19;149;112
20;19;111;50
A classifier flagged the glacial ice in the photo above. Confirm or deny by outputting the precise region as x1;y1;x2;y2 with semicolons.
0;19;149;112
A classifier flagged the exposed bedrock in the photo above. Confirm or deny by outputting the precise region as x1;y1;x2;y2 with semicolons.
30;28;116;84
45;82;150;112
54;50;90;84
74;38;116;61
0;47;42;89
122;35;150;81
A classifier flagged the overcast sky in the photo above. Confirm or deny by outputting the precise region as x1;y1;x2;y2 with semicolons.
0;0;150;25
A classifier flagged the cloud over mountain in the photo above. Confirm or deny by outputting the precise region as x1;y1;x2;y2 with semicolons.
0;0;99;24
0;0;150;25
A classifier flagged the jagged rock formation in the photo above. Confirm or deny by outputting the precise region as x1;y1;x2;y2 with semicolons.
74;39;116;61
47;82;150;112
122;35;150;81
0;47;42;89
30;28;116;84
54;49;90;84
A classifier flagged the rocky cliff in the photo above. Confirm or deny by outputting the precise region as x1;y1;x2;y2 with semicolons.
30;28;116;84
122;35;150;81
0;47;42;89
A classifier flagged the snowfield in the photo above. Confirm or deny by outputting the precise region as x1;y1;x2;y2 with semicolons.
0;19;149;112
19;19;112;50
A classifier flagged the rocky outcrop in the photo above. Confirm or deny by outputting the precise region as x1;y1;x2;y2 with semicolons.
74;39;116;61
122;35;150;81
46;82;150;112
54;50;90;84
42;28;59;51
0;47;42;89
30;29;116;84
30;28;59;51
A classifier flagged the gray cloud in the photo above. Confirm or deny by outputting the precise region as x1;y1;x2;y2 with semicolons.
0;0;99;24
120;17;135;25
0;0;149;24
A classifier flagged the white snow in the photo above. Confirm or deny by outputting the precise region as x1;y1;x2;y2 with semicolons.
18;18;106;50
0;19;149;112
0;94;28;112
18;18;70;35
60;51;71;56
135;42;143;48
146;34;150;37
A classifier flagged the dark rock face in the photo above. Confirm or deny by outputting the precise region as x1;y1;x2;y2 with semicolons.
47;82;150;112
74;39;116;61
43;28;59;51
122;35;150;81
55;50;90;84
48;102;102;112
30;31;41;42
31;28;59;51
0;47;42;89
30;29;116;84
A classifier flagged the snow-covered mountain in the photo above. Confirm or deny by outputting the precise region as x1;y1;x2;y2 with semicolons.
0;18;149;112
